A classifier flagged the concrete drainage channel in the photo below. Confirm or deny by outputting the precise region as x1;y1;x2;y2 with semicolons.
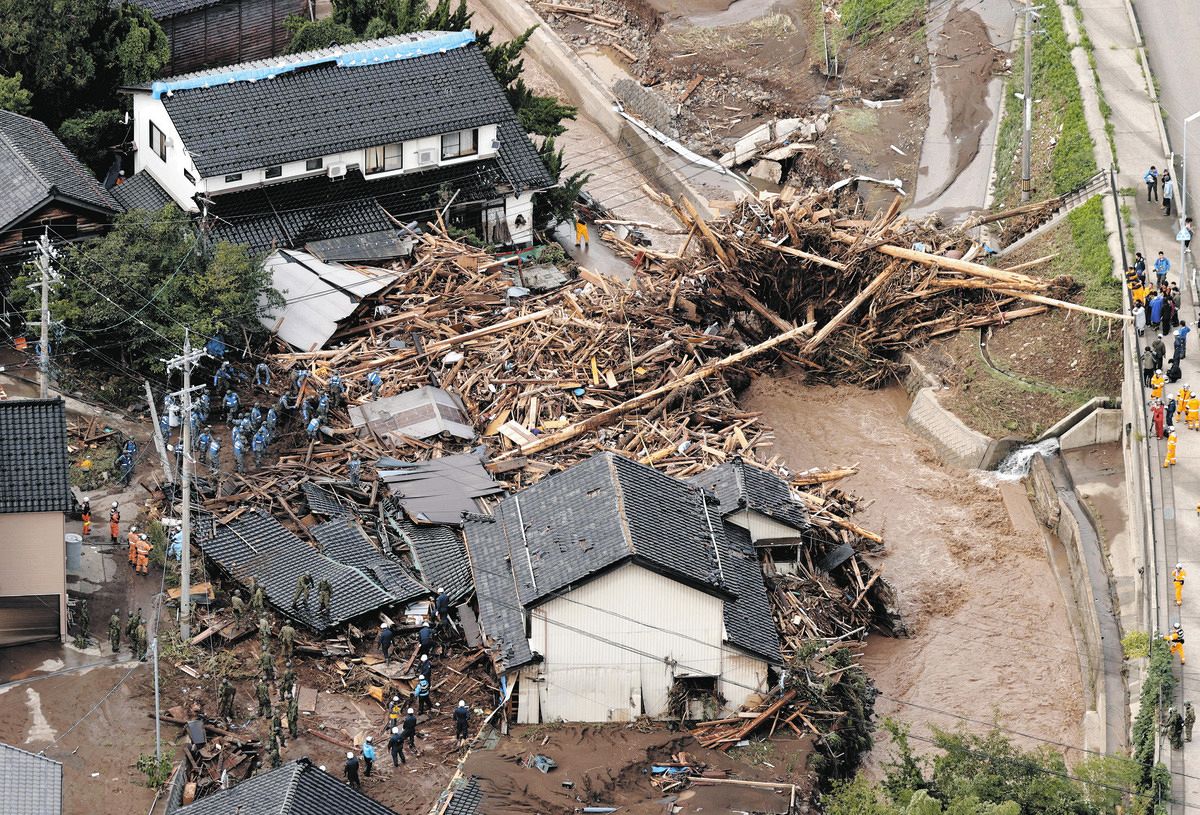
896;352;1126;752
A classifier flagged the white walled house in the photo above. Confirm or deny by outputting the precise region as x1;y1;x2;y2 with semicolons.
122;31;552;253
465;453;782;724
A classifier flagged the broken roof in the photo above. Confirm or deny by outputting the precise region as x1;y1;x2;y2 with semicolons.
148;32;551;194
0;110;118;232
350;386;475;444
258;249;397;351
442;777;484;815
0;742;62;815
390;511;473;603
311;517;428;600
687;457;808;534
302;482;355;518
173;757;398;815
0;398;71;514
464;452;781;669
195;509;414;631
377;452;504;525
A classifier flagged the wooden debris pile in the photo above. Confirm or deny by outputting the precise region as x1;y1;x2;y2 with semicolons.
158;709;260;805
648;188;1126;387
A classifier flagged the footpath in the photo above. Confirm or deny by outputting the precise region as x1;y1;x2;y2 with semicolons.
1073;0;1196;808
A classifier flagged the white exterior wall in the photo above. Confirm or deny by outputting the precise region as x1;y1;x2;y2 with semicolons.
526;562;751;723
721;646;771;710
131;92;201;212
726;509;804;543
505;192;535;245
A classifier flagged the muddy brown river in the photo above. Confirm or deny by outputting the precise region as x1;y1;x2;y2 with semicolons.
742;376;1084;768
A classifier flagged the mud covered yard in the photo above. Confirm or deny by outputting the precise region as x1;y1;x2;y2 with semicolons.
742;378;1084;766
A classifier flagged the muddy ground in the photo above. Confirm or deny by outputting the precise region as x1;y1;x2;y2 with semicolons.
462;723;811;814
742;376;1084;767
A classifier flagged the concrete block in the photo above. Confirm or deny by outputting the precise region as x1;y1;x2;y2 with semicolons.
904;388;991;470
748;160;783;184
1060;408;1125;450
733;124;772;164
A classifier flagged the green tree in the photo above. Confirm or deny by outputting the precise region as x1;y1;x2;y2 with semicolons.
283;15;358;54
508;78;577;137
57;109;125;176
533;136;589;230
10;207;280;378
0;72;32;114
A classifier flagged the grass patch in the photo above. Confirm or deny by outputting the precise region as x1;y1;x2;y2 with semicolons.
993;0;1097;206
1064;197;1121;313
1122;630;1150;659
839;0;923;43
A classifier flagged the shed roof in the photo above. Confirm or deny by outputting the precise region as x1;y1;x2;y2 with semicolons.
129;0;225;18
350;386;475;444
195;509;418;631
0;399;71;514
0;742;62;815
0;110;118;232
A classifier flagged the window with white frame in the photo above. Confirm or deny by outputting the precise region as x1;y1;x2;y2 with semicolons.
305;157;324;171
265;165;283;179
365;143;403;174
149;122;167;162
441;128;478;160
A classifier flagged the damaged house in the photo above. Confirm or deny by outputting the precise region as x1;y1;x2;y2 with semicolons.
120;31;552;253
464;452;794;724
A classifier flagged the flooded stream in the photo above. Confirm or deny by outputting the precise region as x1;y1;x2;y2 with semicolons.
742;376;1083;767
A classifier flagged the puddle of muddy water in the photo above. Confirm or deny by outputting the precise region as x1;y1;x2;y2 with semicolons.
741;375;1083;766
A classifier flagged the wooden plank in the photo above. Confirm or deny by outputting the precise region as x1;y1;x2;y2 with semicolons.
678;75;704;102
298;685;318;714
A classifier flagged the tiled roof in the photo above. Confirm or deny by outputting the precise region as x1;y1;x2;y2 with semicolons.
195;509;409;632
391;512;473;603
0;399;71;514
174;757;399;815
688;458;809;534
159;38;553;190
0;743;62;815
720;523;782;662
311;517;428;600
464;453;780;670
443;777;483;815
302;482;355;517
111;171;175;213
129;0;225;18
0;110;118;231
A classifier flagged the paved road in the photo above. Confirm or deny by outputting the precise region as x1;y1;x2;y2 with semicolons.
1138;2;1200;220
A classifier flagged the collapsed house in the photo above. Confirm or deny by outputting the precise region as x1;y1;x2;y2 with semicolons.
463;451;797;723
121;31;552;254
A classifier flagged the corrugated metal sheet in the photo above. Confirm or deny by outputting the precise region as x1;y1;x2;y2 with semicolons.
258;249;397;351
531;562;725;722
720;648;769;710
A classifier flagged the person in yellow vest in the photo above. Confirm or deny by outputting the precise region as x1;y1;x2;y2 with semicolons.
574;217;590;250
135;534;152;576
1165;430;1179;467
1175;563;1188;606
1188;394;1200;430
1152;370;1166;399
1180;384;1193;406
127;525;140;568
1167;623;1187;665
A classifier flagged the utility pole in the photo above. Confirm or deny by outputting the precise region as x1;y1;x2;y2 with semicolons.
167;329;206;640
37;228;50;398
1020;1;1037;202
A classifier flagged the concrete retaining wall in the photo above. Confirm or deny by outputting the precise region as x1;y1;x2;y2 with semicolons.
1059;407;1124;450
904;388;993;470
469;0;712;214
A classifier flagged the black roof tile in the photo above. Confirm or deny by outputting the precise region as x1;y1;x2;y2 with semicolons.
719;523;782;663
129;0;225;18
390;513;473;603
443;777;483;815
302;482;355;517
0;111;118;231
311;517;428;600
0;742;62;815
195;509;410;632
688;458;809;534
111;171;175;213
159;37;552;191
0;399;71;514
463;453;780;669
174;758;399;815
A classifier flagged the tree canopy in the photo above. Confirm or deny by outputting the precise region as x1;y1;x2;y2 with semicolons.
10;208;280;384
823;721;1159;815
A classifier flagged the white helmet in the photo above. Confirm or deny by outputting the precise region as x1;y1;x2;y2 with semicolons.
458;700;466;707
1179;563;1185;570
131;526;138;533
422;621;430;628
365;735;373;742
346;751;354;759
381;622;389;628
392;696;399;703
83;496;90;503
407;708;414;714
112;501;119;508
420;655;427;662
392;726;399;734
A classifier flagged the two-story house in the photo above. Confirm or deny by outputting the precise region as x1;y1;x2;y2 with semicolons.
122;31;553;252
